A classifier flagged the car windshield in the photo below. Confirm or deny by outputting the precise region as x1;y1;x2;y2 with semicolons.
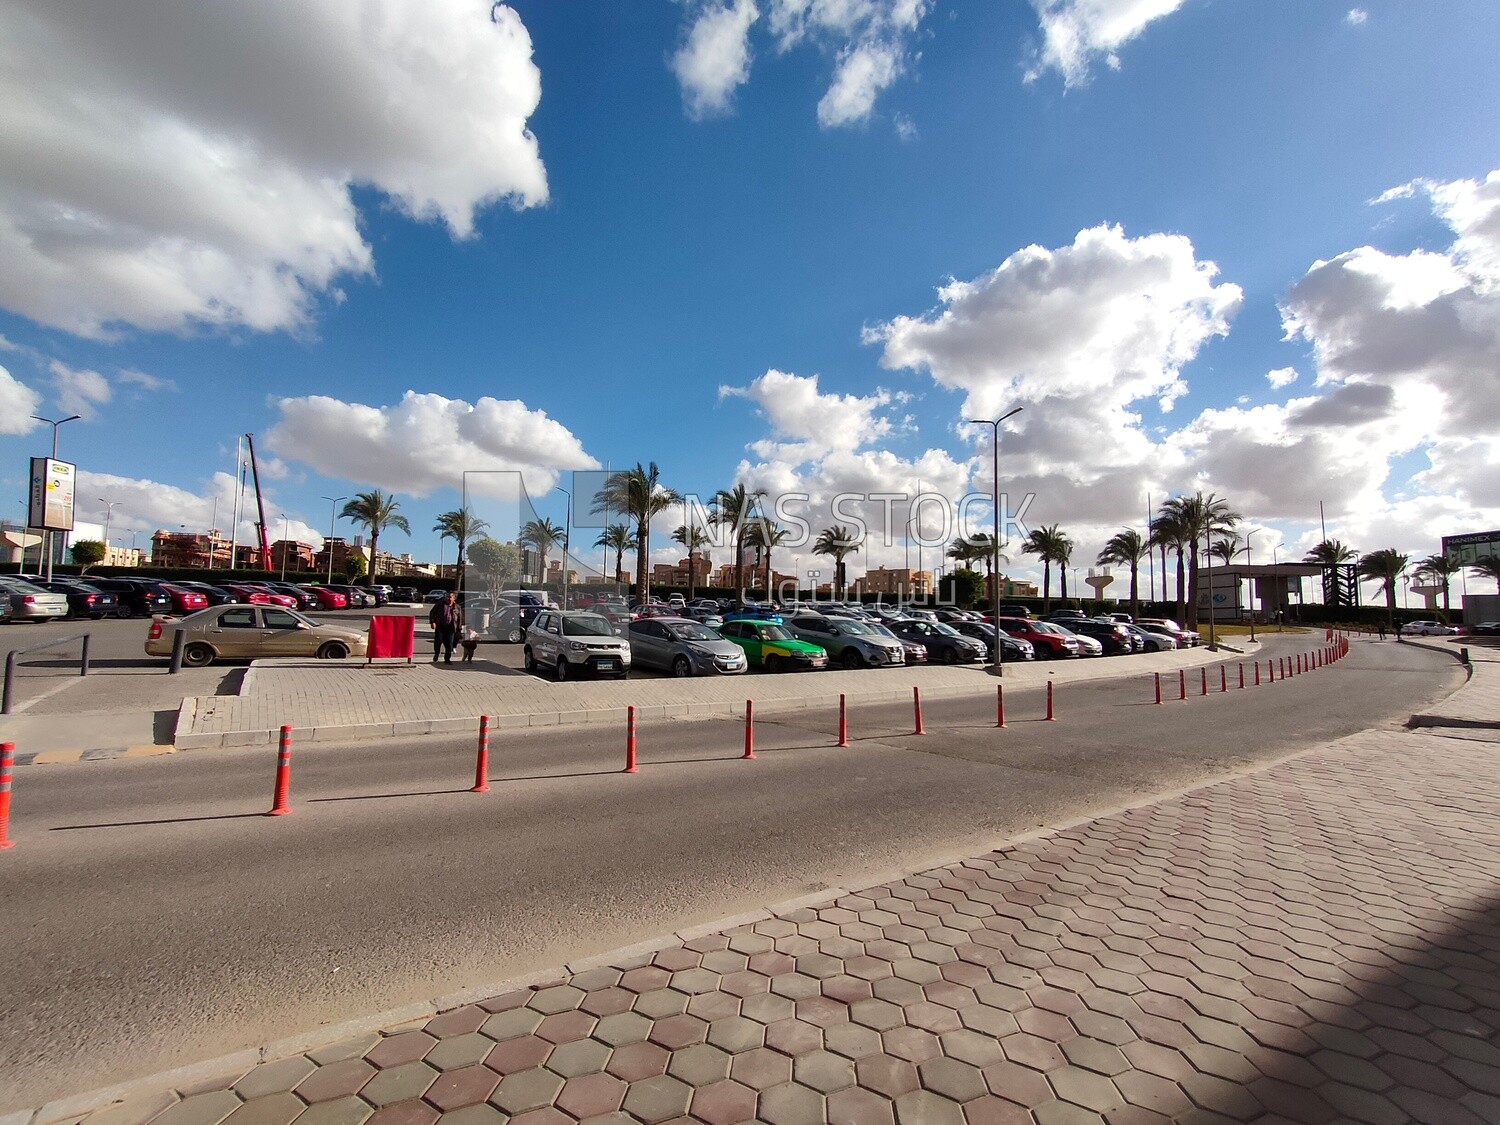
757;624;794;641
562;614;615;637
968;623;996;636
0;577;44;593
866;623;897;638
836;621;876;635
670;623;721;642
933;623;962;636
1034;622;1069;635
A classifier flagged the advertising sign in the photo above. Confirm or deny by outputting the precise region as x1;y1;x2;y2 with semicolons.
28;457;76;532
1195;570;1242;622
1443;530;1500;566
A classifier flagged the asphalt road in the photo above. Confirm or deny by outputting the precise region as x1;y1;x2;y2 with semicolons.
0;636;1459;1109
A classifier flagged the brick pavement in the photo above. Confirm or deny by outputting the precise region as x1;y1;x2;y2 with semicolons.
15;640;1499;1124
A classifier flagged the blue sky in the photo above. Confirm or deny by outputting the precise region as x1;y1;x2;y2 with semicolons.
2;0;1499;595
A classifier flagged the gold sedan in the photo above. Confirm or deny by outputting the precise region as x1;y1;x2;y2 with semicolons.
144;605;369;667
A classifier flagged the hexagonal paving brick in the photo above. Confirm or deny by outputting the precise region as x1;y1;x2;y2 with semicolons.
364;1099;439;1125
592;1012;653;1047
603;1041;670;1082
434;1105;505;1125
365;1034;437;1072
919;1057;987;1103
667;1042;732;1085
296;1059;376;1104
740;993;796;1025
620;1075;693;1123
701;950;750;974
1045;1064;1123;1113
425;1033;494;1071
794;1049;857;1094
730;1047;793;1091
770;973;823;1001
424;1064;501;1111
883;1026;943;1064
527;986;587;1015
687;991;742;1024
553;1072;627;1118
426;1007;488;1039
360;1062;439;1106
234;1057;318;1100
764;1018;823;1056
221;1094;302;1125
758;1081;825;1125
633;988;690;1020
292;1096;373;1125
488;1066;563;1115
825;1022;884;1060
825;1085;896;1125
708;1016;765;1054
856;1054;920;1100
851;999;906;1032
893;1089;966;1125
873;978;927;1008
688;1079;758;1125
545;1036;612;1078
481;1008;544;1042
670;967;722;995
310;1035;383;1066
618;966;672;994
535;1009;597;1045
485;1035;552;1075
579;988;635;1017
648;1013;709;1050
1060;1037;1130;1078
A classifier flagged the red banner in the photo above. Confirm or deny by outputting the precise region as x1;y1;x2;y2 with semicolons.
367;615;415;661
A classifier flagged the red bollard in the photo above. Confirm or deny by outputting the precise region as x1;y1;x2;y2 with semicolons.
837;693;849;747
1254;661;1261;686
267;726;292;816
997;684;1007;727
0;742;14;850
913;686;926;736
623;706;639;774
1220;666;1228;693
743;700;756;760
471;715;490;793
1201;667;1208;697
1238;663;1245;689
1153;672;1162;705
1046;681;1056;721
1179;668;1187;701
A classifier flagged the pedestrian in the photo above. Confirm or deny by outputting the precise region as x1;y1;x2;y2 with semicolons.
1377;621;1386;641
1395;620;1404;642
429;591;462;664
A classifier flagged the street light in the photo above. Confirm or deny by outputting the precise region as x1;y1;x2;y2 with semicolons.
967;406;1023;675
1244;531;1257;642
321;495;347;584
556;487;573;609
99;497;120;557
30;413;81;583
279;513;290;580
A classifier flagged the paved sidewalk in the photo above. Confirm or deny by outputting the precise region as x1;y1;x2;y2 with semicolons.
19;638;1500;1125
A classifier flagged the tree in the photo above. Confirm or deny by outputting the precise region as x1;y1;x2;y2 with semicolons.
671;522;711;600
1096;528;1146;617
946;568;984;609
1022;524;1071;612
344;553;367;579
71;539;106;574
1304;538;1357;566
1149;511;1188;623
748;518;792;594
592;463;680;604
1158;492;1240;629
1209;534;1241;566
339;490;410;586
711;482;767;597
520;518;566;589
594;524;632;584
467;536;520;597
1414;553;1461;615
949;534;1005;606
433;507;488;593
1472;555;1500;594
813;524;862;598
1358;548;1409;628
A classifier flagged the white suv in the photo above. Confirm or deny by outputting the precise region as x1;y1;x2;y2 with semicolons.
525;610;632;680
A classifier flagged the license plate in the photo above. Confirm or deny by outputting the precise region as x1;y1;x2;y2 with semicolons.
597;659;616;669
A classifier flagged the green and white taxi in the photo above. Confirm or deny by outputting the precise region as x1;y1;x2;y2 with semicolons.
717;619;828;672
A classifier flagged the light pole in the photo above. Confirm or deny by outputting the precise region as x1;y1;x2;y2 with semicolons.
99;498;119;558
321;496;346;584
967;406;1023;675
30;413;81;582
1244;532;1257;642
278;514;290;580
557;487;573;609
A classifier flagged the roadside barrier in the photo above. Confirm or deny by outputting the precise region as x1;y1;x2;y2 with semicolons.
1154;672;1162;705
470;715;490;793
1220;666;1228;693
997;684;1007;727
1238;663;1245;689
1046;681;1056;721
913;686;926;736
1179;669;1187;701
1201;668;1209;697
1255;661;1261;685
267;726;292;817
0;742;13;850
623;706;639;774
743;700;756;760
3;633;92;715
838;694;849;746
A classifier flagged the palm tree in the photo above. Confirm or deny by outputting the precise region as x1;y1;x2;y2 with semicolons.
748;519;792;594
1414;553;1461;616
339;490;410;585
1097;528;1146;617
813;524;862;598
520;518;566;589
592;463;680;604
1022;524;1070;612
949;534;1005;605
1054;532;1075;601
1158;492;1240;629
1209;534;1241;566
594;524;632;584
433;507;488;593
671;523;711;600
711;483;767;596
1304;539;1358;566
1357;548;1409;628
1150;511;1189;623
1472;555;1500;594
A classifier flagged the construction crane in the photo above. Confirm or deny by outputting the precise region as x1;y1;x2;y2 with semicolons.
245;432;271;569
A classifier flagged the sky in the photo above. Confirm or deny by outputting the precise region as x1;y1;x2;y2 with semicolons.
2;0;1499;601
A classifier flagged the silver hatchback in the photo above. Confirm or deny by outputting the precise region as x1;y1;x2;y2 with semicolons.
629;616;747;677
0;576;70;621
787;613;906;670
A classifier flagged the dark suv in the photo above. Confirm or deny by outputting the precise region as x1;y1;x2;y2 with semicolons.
487;590;553;643
1066;618;1137;655
87;577;174;618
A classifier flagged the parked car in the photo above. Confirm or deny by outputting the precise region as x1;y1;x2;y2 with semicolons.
1065;618;1137;655
31;579;118;619
951;620;1035;662
488;590;555;643
1137;619;1199;647
629;617;748;677
723;603;782;624
785;613;905;670
887;619;987;664
1052;625;1104;656
1123;622;1175;652
85;577;174;618
1471;622;1500;636
0;596;10;624
993;604;1035;620
159;584;211;614
718;619;828;672
392;587;420;603
295;584;348;610
0;575;71;621
863;622;927;664
173;581;244;606
144;605;368;667
222;583;298;609
995;617;1084;659
261;582;319;610
525;610;630;680
323;584;375;608
1403;620;1460;636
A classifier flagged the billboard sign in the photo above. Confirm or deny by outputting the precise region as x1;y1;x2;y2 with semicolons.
1195;570;1242;622
1443;530;1500;567
28;457;76;532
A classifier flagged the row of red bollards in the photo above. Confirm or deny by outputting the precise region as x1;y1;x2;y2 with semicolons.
1151;631;1351;706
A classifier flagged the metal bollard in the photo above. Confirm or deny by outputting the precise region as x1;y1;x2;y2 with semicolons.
80;634;91;678
1046;681;1056;721
169;628;186;674
1153;673;1161;705
838;694;849;747
1201;668;1208;696
1238;663;1245;689
1220;666;1227;693
743;700;756;760
1178;668;1186;701
997;684;1007;727
1;653;13;716
913;687;926;736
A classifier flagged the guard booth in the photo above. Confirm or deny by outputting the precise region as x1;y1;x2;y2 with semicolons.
1195;563;1325;623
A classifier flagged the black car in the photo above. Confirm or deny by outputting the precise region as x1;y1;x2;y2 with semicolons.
262;582;319;610
952;620;1035;662
1471;622;1500;636
33;579;119;619
1066;619;1136;654
488;591;553;643
393;587;420;603
174;581;244;606
887;619;988;664
86;577;174;618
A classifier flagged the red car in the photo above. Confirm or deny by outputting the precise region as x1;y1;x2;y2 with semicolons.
995;617;1084;659
160;584;209;613
298;585;348;610
222;583;298;608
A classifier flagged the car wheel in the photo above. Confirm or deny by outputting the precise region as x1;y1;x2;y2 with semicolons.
183;642;216;668
766;655;784;674
317;642;349;659
840;649;864;670
672;655;693;678
505;626;523;644
524;647;537;673
941;646;960;664
556;658;571;681
116;603;134;619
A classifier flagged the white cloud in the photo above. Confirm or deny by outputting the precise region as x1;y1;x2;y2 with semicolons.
0;364;42;433
80;469;325;550
1267;366;1299;389
719;369;897;462
118;368;177;393
265;390;599;499
0;1;547;339
818;40;904;128
1345;9;1368;25
48;359;111;420
1026;0;1194;88
672;0;760;119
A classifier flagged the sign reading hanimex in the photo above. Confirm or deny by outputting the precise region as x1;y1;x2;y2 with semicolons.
28;457;76;532
1443;530;1500;566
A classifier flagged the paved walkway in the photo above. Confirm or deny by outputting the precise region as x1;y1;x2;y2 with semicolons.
16;639;1500;1125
